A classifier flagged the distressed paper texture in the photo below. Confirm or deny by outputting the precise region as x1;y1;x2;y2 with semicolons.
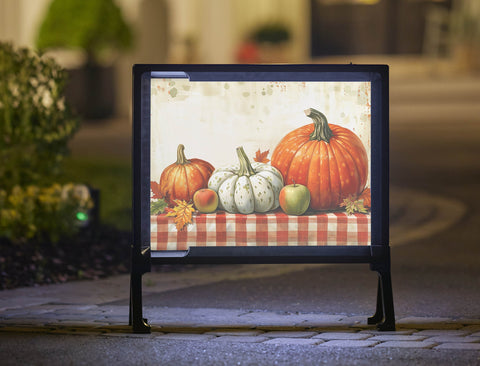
150;79;371;183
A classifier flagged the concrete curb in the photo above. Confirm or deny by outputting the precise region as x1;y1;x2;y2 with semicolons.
1;306;479;350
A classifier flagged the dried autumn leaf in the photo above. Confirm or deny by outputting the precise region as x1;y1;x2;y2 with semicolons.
166;199;195;231
150;181;162;199
340;195;368;215
359;188;371;208
151;198;168;215
253;149;270;163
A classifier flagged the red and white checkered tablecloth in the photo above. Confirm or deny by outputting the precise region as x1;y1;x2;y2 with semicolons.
151;211;370;251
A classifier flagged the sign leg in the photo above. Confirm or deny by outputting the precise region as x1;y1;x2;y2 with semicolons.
369;252;396;331
368;278;384;325
377;269;395;331
130;270;151;333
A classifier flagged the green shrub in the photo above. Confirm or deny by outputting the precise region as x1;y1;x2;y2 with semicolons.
0;43;85;243
36;0;133;64
0;42;79;190
251;22;291;44
0;183;93;244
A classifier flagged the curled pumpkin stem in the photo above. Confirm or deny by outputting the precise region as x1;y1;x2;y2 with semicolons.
236;146;256;177
176;144;189;165
305;108;334;143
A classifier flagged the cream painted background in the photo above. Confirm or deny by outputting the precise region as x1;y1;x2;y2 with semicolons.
150;79;371;184
0;0;310;118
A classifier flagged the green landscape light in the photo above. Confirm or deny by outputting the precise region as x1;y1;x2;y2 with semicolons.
76;211;89;222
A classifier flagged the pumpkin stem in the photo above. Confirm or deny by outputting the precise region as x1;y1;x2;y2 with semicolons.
305;108;333;143
176;144;190;165
236;146;256;177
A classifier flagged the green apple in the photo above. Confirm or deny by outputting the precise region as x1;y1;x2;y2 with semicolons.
193;188;218;213
279;183;310;215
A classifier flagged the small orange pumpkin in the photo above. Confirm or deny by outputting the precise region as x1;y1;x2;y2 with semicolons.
158;144;214;204
271;108;368;211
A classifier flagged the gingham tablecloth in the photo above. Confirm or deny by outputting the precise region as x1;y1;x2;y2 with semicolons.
151;211;370;251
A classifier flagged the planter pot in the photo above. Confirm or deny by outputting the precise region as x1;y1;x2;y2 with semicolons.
257;42;290;63
65;64;115;120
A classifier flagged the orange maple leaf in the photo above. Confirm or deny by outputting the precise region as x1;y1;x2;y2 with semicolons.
150;181;162;199
166;199;195;231
253;149;270;163
359;188;371;208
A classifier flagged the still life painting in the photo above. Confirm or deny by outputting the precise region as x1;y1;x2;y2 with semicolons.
150;79;372;250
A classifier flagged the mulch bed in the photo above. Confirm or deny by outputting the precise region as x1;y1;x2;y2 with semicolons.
0;224;201;290
0;225;132;290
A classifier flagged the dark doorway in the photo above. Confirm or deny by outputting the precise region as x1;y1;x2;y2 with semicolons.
310;0;449;57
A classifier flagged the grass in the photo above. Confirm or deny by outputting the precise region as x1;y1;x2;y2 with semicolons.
59;156;132;231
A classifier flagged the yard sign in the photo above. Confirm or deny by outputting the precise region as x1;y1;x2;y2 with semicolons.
131;64;394;333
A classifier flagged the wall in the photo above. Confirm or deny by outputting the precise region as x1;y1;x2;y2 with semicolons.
0;0;50;46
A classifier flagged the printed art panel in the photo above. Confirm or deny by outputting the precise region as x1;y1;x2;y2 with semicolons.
150;79;371;250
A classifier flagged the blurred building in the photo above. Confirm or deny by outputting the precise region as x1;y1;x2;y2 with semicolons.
0;0;477;118
311;0;453;56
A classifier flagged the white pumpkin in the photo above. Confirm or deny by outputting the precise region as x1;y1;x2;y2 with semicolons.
208;147;284;214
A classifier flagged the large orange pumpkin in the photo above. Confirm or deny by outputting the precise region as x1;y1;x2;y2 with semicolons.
158;144;214;204
271;108;368;211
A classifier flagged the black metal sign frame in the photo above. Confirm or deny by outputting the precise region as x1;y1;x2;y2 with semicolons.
130;64;394;333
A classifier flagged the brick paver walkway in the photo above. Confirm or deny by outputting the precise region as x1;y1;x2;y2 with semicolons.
1;304;479;351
